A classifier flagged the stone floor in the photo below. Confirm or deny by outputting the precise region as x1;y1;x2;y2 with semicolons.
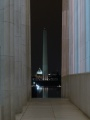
16;99;90;120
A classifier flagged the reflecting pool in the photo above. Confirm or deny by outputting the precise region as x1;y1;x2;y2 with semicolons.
32;86;61;98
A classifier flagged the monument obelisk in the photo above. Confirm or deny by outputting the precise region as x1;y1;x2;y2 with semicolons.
42;28;48;80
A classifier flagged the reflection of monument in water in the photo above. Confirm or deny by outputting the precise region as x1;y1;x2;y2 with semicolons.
42;28;48;80
42;28;48;98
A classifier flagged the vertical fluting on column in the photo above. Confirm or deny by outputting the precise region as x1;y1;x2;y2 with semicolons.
69;0;75;74
0;46;2;119
68;0;86;74
0;0;4;118
86;0;90;72
42;28;48;80
10;0;16;119
77;0;81;73
74;0;78;73
0;0;31;119
14;0;22;113
78;0;86;73
0;0;16;119
1;0;11;119
21;0;29;106
26;0;31;100
62;0;69;76
69;0;79;74
19;0;23;111
62;10;66;76
18;0;22;112
28;0;31;99
62;0;90;75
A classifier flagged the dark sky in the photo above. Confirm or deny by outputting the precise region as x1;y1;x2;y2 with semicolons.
31;0;62;75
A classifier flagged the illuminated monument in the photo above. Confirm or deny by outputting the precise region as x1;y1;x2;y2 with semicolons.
42;28;48;80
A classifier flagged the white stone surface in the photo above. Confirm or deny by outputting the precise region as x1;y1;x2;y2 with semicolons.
0;0;31;119
62;0;88;75
15;99;90;120
62;0;69;77
62;73;90;118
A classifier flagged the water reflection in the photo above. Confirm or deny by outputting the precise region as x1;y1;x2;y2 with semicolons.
43;87;48;98
32;86;61;98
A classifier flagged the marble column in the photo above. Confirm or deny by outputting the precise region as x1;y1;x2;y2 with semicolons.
68;0;86;74
62;0;86;75
0;0;31;119
62;0;69;76
0;0;11;119
86;0;90;72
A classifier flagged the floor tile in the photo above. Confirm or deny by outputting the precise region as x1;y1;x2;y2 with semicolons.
15;99;90;120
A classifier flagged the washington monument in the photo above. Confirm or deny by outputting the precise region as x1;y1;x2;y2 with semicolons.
42;28;48;80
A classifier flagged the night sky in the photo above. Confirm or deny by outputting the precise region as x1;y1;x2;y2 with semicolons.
31;0;62;75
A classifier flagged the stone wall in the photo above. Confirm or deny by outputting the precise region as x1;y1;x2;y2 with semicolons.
61;73;90;118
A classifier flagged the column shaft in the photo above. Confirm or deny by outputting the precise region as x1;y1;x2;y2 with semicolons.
0;0;31;119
